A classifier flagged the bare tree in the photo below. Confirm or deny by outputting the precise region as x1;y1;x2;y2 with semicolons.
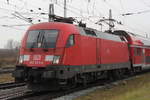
4;39;20;50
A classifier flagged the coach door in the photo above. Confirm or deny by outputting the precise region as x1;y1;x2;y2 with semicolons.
133;47;144;66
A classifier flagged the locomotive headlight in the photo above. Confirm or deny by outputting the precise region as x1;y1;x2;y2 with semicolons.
53;56;60;64
45;55;54;61
19;55;24;63
19;55;30;63
23;55;30;61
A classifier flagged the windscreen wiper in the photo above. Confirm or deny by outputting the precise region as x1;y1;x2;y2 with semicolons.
37;31;43;48
41;35;48;52
30;31;41;51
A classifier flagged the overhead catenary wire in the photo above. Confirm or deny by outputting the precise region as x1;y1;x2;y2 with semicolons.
103;1;122;15
0;16;15;19
119;0;124;12
122;9;150;16
55;1;106;21
0;0;48;23
0;0;21;9
55;0;124;31
55;3;84;17
57;0;102;17
0;25;27;31
55;3;102;24
12;12;33;24
0;0;149;35
1;24;30;27
0;7;16;12
1;0;105;26
0;0;30;12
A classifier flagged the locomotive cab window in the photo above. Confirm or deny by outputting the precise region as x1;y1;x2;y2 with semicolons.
66;34;75;47
26;29;59;48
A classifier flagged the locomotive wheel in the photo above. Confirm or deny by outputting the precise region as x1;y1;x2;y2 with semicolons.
61;77;77;90
115;69;125;80
107;70;114;81
83;76;87;86
70;76;77;88
81;74;89;86
107;69;123;81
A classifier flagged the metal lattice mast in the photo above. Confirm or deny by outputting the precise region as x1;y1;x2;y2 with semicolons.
64;0;67;17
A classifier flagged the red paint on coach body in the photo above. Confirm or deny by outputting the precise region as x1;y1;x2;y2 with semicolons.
145;48;150;64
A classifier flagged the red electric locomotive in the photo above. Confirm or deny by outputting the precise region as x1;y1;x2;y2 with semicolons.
12;18;150;91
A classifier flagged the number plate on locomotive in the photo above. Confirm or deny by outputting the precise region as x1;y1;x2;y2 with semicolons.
29;61;44;65
33;55;42;60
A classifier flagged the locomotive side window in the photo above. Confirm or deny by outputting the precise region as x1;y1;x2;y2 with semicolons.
84;29;97;36
66;35;75;47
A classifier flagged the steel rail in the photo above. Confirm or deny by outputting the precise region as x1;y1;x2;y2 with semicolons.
0;82;26;90
0;67;14;74
0;70;150;100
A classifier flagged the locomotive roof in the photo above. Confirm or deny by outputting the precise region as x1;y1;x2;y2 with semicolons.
29;22;148;44
28;22;78;31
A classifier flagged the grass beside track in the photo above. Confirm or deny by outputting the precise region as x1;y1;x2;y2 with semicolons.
0;57;16;68
0;49;18;68
76;72;150;100
0;74;14;83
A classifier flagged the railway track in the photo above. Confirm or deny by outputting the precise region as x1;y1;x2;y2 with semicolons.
0;70;149;100
11;78;125;100
0;82;26;90
0;79;113;100
0;67;14;74
0;85;28;100
8;76;135;100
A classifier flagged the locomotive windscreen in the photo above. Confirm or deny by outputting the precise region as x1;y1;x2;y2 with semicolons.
26;30;59;48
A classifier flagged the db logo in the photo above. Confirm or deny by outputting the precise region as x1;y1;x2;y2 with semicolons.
33;55;41;60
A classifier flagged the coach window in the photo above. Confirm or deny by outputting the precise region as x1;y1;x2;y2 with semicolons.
66;34;75;47
137;48;142;56
134;48;141;56
84;29;97;37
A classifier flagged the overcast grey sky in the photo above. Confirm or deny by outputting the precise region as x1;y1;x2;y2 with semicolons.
0;0;150;48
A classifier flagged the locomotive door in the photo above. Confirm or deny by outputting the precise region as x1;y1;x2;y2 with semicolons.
96;39;101;64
